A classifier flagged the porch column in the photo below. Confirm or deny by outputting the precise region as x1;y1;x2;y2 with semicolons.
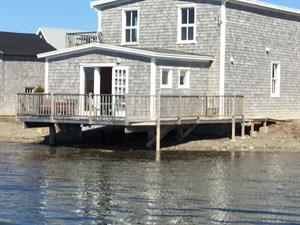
94;67;101;95
150;58;156;119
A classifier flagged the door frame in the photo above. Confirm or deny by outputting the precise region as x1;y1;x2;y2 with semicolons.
112;66;129;117
79;63;116;95
79;63;116;115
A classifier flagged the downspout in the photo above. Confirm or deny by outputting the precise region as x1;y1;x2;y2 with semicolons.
219;0;227;96
0;52;3;114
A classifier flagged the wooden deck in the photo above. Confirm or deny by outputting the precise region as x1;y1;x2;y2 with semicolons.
17;93;244;126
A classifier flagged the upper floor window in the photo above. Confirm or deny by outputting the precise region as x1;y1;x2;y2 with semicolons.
271;62;280;97
123;9;139;44
178;6;196;43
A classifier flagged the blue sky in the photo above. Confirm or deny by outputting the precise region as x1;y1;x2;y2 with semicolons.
0;0;299;33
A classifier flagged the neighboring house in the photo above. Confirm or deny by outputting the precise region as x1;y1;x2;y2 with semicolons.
17;0;300;146
0;31;55;115
37;27;87;49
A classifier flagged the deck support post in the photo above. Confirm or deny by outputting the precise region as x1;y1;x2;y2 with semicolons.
250;122;256;137
156;94;161;160
177;124;198;143
241;117;245;139
231;95;236;141
49;125;56;146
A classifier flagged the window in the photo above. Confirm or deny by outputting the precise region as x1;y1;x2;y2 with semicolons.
123;10;139;44
271;62;280;97
178;69;190;88
160;68;173;88
178;6;196;43
25;87;34;93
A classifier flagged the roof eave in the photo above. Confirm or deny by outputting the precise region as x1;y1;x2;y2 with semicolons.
228;0;300;17
91;0;300;16
90;0;131;9
37;43;214;63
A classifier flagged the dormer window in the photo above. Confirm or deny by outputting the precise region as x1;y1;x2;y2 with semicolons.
178;6;196;43
122;9;139;44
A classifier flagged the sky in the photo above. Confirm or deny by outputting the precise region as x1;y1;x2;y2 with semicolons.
0;0;299;34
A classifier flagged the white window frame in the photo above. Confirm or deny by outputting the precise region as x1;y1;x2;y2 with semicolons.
160;67;173;89
122;8;139;45
271;62;281;98
177;4;196;44
178;68;190;89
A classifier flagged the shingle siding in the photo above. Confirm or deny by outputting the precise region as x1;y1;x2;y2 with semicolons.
225;3;300;119
101;0;221;95
155;60;211;95
47;51;212;97
1;56;44;115
48;50;151;95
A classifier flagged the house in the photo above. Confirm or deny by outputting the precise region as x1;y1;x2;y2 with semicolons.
37;27;88;49
0;31;55;115
17;0;300;147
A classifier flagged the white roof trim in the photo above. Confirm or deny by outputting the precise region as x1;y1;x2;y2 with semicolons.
228;0;300;16
91;0;300;16
36;28;50;45
37;43;214;62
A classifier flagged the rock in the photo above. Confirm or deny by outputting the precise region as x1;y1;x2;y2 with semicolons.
259;126;269;134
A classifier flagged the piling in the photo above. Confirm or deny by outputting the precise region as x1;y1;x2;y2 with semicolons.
49;125;56;146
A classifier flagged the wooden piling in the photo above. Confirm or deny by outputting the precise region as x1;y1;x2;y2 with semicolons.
49;125;56;146
241;119;245;139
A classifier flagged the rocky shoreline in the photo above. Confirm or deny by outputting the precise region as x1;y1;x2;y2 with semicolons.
1;117;300;152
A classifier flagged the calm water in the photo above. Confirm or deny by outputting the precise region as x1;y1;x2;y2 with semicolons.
1;143;300;225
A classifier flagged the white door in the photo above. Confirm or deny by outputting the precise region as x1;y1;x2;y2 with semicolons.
112;67;128;117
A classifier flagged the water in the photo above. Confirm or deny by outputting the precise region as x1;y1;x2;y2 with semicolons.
1;143;300;225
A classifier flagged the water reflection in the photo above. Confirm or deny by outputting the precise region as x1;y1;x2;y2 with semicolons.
1;143;300;224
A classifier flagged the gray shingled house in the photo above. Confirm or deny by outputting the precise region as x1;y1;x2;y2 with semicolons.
17;0;300;147
0;32;55;115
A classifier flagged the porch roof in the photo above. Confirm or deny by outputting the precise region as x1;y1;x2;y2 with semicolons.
37;43;214;63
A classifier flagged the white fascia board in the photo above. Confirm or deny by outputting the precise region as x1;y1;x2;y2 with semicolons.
90;0;131;8
37;43;214;63
228;0;300;16
36;28;50;44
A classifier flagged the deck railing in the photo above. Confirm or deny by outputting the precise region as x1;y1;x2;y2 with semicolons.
66;32;103;48
17;94;244;124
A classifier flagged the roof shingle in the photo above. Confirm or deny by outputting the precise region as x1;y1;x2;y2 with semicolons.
0;31;56;57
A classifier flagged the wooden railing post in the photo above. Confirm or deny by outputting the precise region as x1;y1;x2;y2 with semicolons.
88;93;93;124
231;95;236;141
125;94;129;125
205;96;208;117
178;95;182;124
50;93;54;121
241;96;245;138
156;94;161;155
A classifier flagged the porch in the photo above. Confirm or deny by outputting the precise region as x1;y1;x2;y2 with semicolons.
17;93;244;125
